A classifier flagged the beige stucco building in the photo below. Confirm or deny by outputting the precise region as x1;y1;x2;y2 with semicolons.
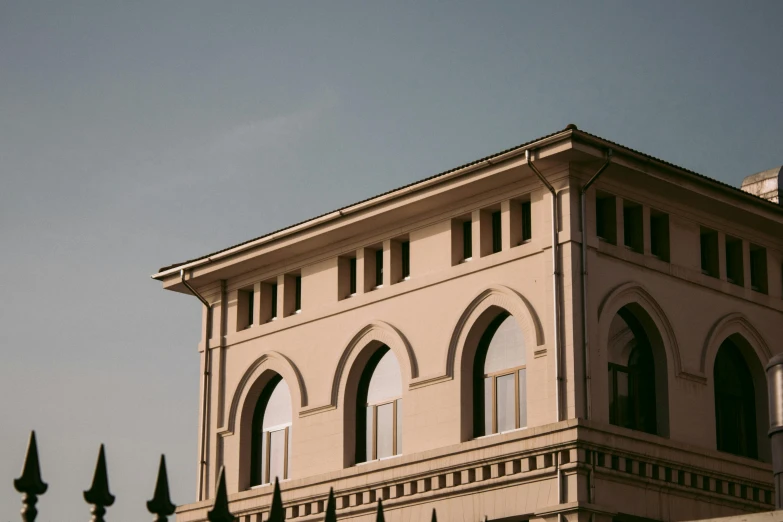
153;125;783;522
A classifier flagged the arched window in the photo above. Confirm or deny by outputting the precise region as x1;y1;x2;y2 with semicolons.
608;309;657;434
250;375;292;486
714;339;758;459
357;346;402;462
474;313;527;437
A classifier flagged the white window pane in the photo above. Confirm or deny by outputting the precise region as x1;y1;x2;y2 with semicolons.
365;406;373;461
395;399;402;455
484;377;493;435
376;403;394;459
518;369;527;428
255;432;266;484
287;426;292;478
484;316;526;374
268;429;286;482
367;349;403;404
262;379;292;430
497;374;515;432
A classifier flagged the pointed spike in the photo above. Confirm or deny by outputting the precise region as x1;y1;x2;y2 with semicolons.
14;431;47;522
207;467;235;522
431;508;437;522
323;488;336;522
375;499;385;522
84;445;115;507
83;445;114;522
14;431;48;495
267;477;285;522
147;455;176;522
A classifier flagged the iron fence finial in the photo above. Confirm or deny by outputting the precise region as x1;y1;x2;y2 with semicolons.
323;488;336;522
147;455;176;522
268;477;285;522
83;445;115;522
207;467;235;522
14;431;47;522
375;499;385;522
431;508;437;522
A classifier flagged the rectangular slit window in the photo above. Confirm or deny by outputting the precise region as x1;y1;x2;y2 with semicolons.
650;210;670;261
237;288;254;330
375;249;383;287
700;227;719;278
294;276;302;311
622;200;643;253
596;193;617;244
750;244;767;293
463;221;473;260
401;241;410;279
246;288;254;327
725;235;743;286
521;201;532;242
349;257;357;295
491;211;502;253
270;284;278;319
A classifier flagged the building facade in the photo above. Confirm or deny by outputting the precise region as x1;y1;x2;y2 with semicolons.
153;125;783;522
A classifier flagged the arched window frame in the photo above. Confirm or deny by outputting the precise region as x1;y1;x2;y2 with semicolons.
714;339;758;459
473;313;527;437
356;346;402;463
607;308;658;435
250;375;292;486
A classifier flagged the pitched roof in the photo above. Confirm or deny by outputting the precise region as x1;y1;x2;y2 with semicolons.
154;125;782;277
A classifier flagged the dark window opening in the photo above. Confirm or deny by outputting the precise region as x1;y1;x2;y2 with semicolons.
246;289;254;327
650;210;670;262
375;249;383;287
294;276;302;311
750;244;767;294
725;236;743;286
270;284;278;319
700;228;719;278
596;193;617;244
714;339;758;459
401;241;410;279
463;221;473;260
492;211;502;254
521;201;532;242
238;288;254;330
349;258;357;295
608;310;657;435
623;201;643;253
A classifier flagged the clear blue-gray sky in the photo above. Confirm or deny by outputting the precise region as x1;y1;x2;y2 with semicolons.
2;2;782;521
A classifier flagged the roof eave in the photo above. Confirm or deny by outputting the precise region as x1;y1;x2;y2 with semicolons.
150;127;577;282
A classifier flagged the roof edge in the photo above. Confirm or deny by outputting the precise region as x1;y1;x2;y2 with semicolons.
151;126;576;281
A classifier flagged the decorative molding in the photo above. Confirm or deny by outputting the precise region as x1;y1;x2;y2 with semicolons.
445;285;545;379
219;351;307;435
699;312;772;377
598;281;684;377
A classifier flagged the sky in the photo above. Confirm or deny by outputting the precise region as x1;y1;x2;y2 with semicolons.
1;1;782;521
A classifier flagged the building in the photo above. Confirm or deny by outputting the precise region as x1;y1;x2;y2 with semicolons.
152;125;783;522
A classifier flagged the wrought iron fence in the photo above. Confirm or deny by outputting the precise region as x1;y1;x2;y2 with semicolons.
12;431;438;522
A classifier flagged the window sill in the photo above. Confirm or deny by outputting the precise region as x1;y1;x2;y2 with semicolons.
474;426;528;440
250;478;290;490
357;454;403;466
